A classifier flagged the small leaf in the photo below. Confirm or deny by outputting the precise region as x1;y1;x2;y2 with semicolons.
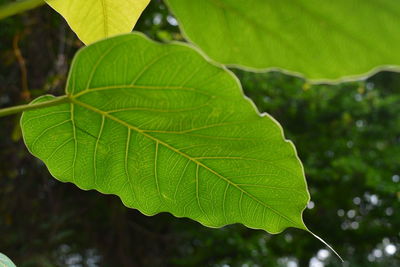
21;33;310;234
0;253;16;267
45;0;150;44
165;0;400;83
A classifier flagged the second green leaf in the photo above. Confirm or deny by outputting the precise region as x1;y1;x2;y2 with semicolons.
166;0;400;83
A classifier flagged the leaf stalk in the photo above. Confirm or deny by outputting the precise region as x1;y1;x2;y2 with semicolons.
0;95;69;118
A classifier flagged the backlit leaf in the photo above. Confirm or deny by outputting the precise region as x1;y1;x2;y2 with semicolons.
21;33;310;234
166;0;400;83
45;0;150;44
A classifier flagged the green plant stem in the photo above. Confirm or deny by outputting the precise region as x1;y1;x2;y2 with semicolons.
0;0;45;20
0;95;69;118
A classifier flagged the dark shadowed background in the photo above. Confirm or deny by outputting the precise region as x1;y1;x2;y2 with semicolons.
0;1;399;266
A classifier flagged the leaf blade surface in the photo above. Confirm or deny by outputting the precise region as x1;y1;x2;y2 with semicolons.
21;33;310;233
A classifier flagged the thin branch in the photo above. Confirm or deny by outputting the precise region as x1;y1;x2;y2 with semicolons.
13;32;31;100
0;0;45;20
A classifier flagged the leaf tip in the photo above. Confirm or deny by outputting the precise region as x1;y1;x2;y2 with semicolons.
307;229;344;262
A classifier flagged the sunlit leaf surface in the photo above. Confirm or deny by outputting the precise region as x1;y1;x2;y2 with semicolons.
46;0;150;44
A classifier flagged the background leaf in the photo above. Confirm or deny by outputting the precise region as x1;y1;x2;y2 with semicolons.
45;0;150;44
21;33;310;234
0;253;16;267
165;0;400;83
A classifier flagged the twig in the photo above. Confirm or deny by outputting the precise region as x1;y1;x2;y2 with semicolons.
0;0;45;20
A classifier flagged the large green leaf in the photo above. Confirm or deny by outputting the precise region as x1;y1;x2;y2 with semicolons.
165;0;400;83
21;33;309;234
45;0;150;44
0;253;16;267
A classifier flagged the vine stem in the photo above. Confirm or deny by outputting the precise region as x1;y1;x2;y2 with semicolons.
0;95;69;118
0;0;45;20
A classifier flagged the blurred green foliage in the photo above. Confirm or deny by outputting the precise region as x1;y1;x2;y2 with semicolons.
0;1;399;266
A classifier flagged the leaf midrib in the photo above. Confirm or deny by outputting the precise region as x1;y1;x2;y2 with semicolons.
69;96;302;228
100;0;108;37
